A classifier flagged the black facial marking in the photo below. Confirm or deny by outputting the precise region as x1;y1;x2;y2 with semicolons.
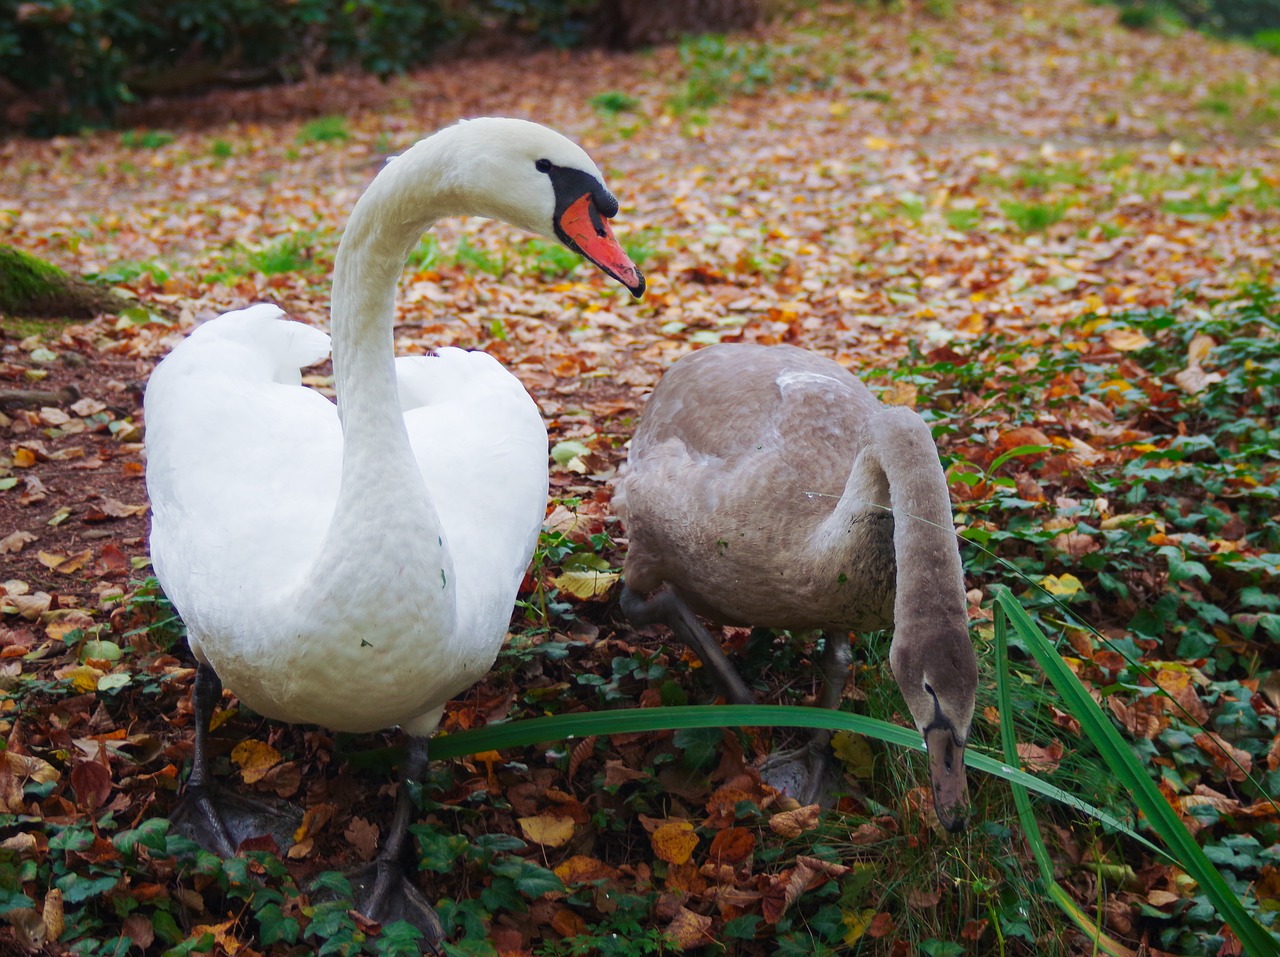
536;159;619;252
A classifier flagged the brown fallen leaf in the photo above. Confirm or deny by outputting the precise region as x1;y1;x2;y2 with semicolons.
1193;731;1252;782
0;530;36;554
769;803;821;838
345;816;380;861
1016;740;1064;773
663;905;713;951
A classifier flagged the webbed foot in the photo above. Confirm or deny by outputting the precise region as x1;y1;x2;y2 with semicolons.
171;785;301;856
348;859;445;954
759;731;843;807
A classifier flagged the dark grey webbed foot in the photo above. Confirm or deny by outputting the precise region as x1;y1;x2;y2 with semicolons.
171;785;301;856
342;735;444;954
759;730;843;807
348;859;445;953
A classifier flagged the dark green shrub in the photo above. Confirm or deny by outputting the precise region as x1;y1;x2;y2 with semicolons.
0;0;463;134
1112;0;1280;39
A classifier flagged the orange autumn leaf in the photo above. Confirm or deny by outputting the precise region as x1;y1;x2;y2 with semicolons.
650;820;699;865
554;855;619;885
708;826;755;865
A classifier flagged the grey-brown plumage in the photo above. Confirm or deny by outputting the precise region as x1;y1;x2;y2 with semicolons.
614;342;978;830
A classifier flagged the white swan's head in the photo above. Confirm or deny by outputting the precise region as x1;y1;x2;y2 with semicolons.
411;117;645;297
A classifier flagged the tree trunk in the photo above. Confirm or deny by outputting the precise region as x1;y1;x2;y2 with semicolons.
595;0;763;49
0;245;129;319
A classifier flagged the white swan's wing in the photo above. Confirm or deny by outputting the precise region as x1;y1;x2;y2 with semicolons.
145;305;342;646
396;348;548;667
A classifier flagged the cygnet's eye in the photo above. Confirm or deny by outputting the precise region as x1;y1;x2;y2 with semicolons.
924;682;936;697
535;158;552;173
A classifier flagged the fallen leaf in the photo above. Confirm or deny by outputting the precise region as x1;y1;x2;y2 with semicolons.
1016;740;1064;773
662;905;713;950
1193;731;1252;782
769;804;821;838
70;760;112;808
230;739;282;783
549;554;620;600
121;912;155;950
344;817;380;861
1038;573;1084;597
0;531;36;554
707;826;755;865
1104;327;1151;351
842;907;878;945
518;813;575;848
553;855;619;885
651;820;699;865
41;888;64;941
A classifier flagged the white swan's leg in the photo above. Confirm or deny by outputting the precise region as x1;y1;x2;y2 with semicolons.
172;664;301;855
620;584;755;705
351;736;444;953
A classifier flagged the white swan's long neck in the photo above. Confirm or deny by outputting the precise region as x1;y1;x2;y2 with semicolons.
330;138;461;448
305;137;467;604
815;408;966;630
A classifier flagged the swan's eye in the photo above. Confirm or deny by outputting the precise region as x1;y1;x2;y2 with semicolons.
924;682;935;697
535;158;552;173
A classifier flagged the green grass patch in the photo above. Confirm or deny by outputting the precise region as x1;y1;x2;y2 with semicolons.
120;129;175;149
296;116;350;145
1000;198;1070;232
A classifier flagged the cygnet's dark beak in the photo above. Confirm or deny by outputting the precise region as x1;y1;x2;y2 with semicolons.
924;724;969;833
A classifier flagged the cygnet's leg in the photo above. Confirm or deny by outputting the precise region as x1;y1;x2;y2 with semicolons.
349;736;444;953
760;631;853;806
620;584;754;704
171;663;301;855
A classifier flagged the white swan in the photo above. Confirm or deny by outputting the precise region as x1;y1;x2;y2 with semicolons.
614;343;976;830
144;117;644;942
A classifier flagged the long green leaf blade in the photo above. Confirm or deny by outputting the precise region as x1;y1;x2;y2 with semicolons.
430;702;1162;856
995;587;1280;955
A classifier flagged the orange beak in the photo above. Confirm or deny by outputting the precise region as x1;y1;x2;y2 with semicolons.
556;193;645;297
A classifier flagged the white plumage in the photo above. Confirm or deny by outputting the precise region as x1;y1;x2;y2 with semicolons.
143;117;644;937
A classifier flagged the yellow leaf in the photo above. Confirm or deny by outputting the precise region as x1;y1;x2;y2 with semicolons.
230;739;282;783
12;448;36;468
650;820;698;865
862;135;894;150
550;560;620;600
192;919;241;956
831;731;874;779
518;813;575;848
64;665;103;693
1104;327;1151;351
843;907;877;945
1039;573;1084;596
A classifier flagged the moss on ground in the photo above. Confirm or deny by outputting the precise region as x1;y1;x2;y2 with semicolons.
0;244;127;319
